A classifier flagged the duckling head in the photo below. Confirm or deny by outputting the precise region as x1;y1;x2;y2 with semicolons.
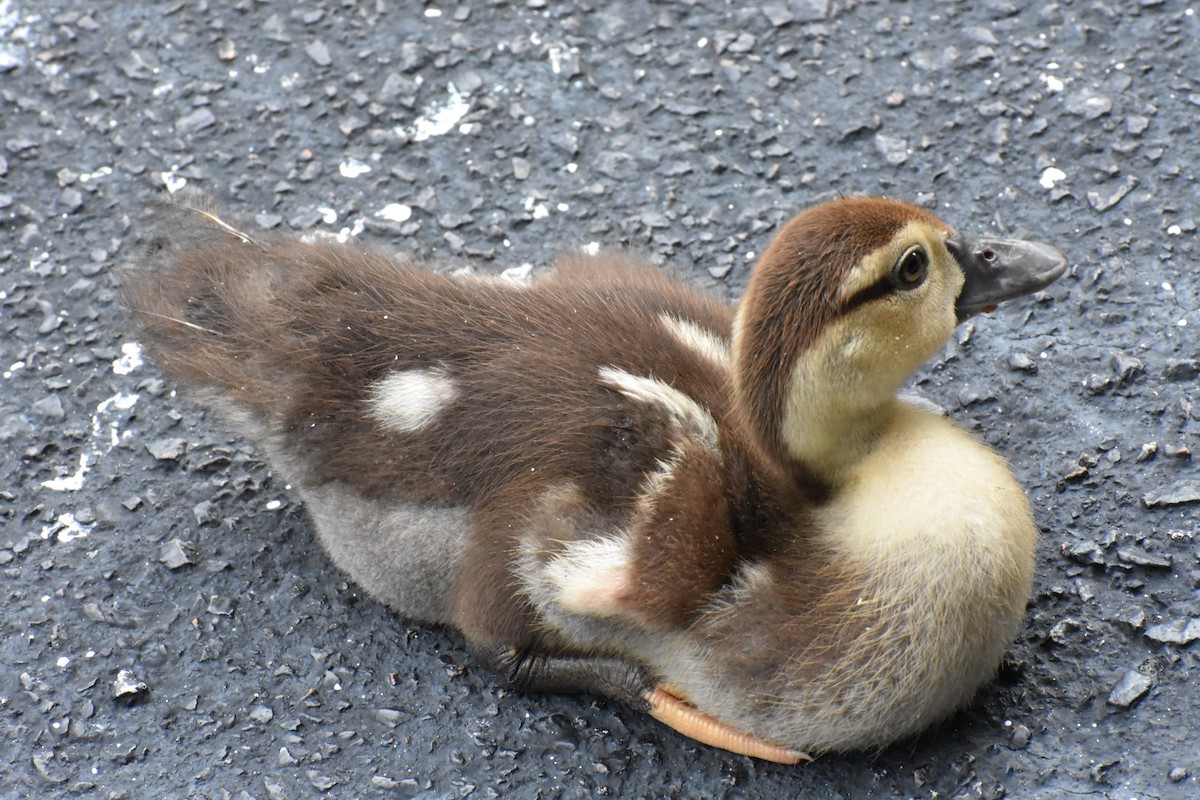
732;197;1066;485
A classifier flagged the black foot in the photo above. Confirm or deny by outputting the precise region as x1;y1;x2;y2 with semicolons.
471;640;655;713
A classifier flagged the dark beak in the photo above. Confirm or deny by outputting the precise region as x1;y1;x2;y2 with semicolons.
948;234;1068;323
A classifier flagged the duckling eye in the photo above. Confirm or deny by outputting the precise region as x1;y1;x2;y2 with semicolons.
892;247;929;290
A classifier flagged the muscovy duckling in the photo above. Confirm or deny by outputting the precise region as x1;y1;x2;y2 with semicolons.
120;193;1065;764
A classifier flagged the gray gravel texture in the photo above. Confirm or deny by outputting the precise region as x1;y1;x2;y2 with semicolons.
2;0;1198;798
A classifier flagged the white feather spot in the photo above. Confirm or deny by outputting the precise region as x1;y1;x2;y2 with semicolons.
658;314;731;370
544;536;633;617
368;367;457;432
598;366;719;449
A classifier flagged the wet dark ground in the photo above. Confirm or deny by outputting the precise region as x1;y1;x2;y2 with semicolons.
2;0;1198;797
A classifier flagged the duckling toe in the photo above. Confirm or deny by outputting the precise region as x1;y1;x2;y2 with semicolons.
644;686;810;765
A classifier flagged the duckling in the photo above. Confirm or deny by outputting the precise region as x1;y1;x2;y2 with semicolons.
120;192;1065;763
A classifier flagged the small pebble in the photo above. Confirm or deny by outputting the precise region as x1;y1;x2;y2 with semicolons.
176;108;216;136
113;669;149;704
1065;90;1113;119
192;500;218;526
1060;539;1104;566
1107;670;1151;708
1162;359;1200;382
158;539;192;570
1110;352;1143;384
32;395;65;420
1163;443;1192;459
1007;353;1037;373
1060;461;1089;484
1116;608;1146;632
376;708;410;727
207;595;235;616
307;771;339;791
305;39;332;67
249;706;274;724
1115;546;1172;569
59;188;83;213
1087;176;1137;212
146;438;187;461
761;3;795;26
1090;759;1119;784
1144;619;1200;645
874;133;909;166
1048;618;1079;644
1083;373;1113;395
1143;481;1200;508
1009;724;1032;749
1126;115;1150;136
0;51;22;73
32;751;68;783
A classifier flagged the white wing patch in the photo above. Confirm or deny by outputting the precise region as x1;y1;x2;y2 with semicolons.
368;366;458;432
598;366;719;449
658;313;731;371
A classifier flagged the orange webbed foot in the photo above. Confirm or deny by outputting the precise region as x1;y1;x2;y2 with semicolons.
643;685;811;765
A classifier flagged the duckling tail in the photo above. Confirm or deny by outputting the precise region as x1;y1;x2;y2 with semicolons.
117;191;307;415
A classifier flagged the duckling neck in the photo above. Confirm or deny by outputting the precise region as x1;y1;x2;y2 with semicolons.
778;380;901;489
